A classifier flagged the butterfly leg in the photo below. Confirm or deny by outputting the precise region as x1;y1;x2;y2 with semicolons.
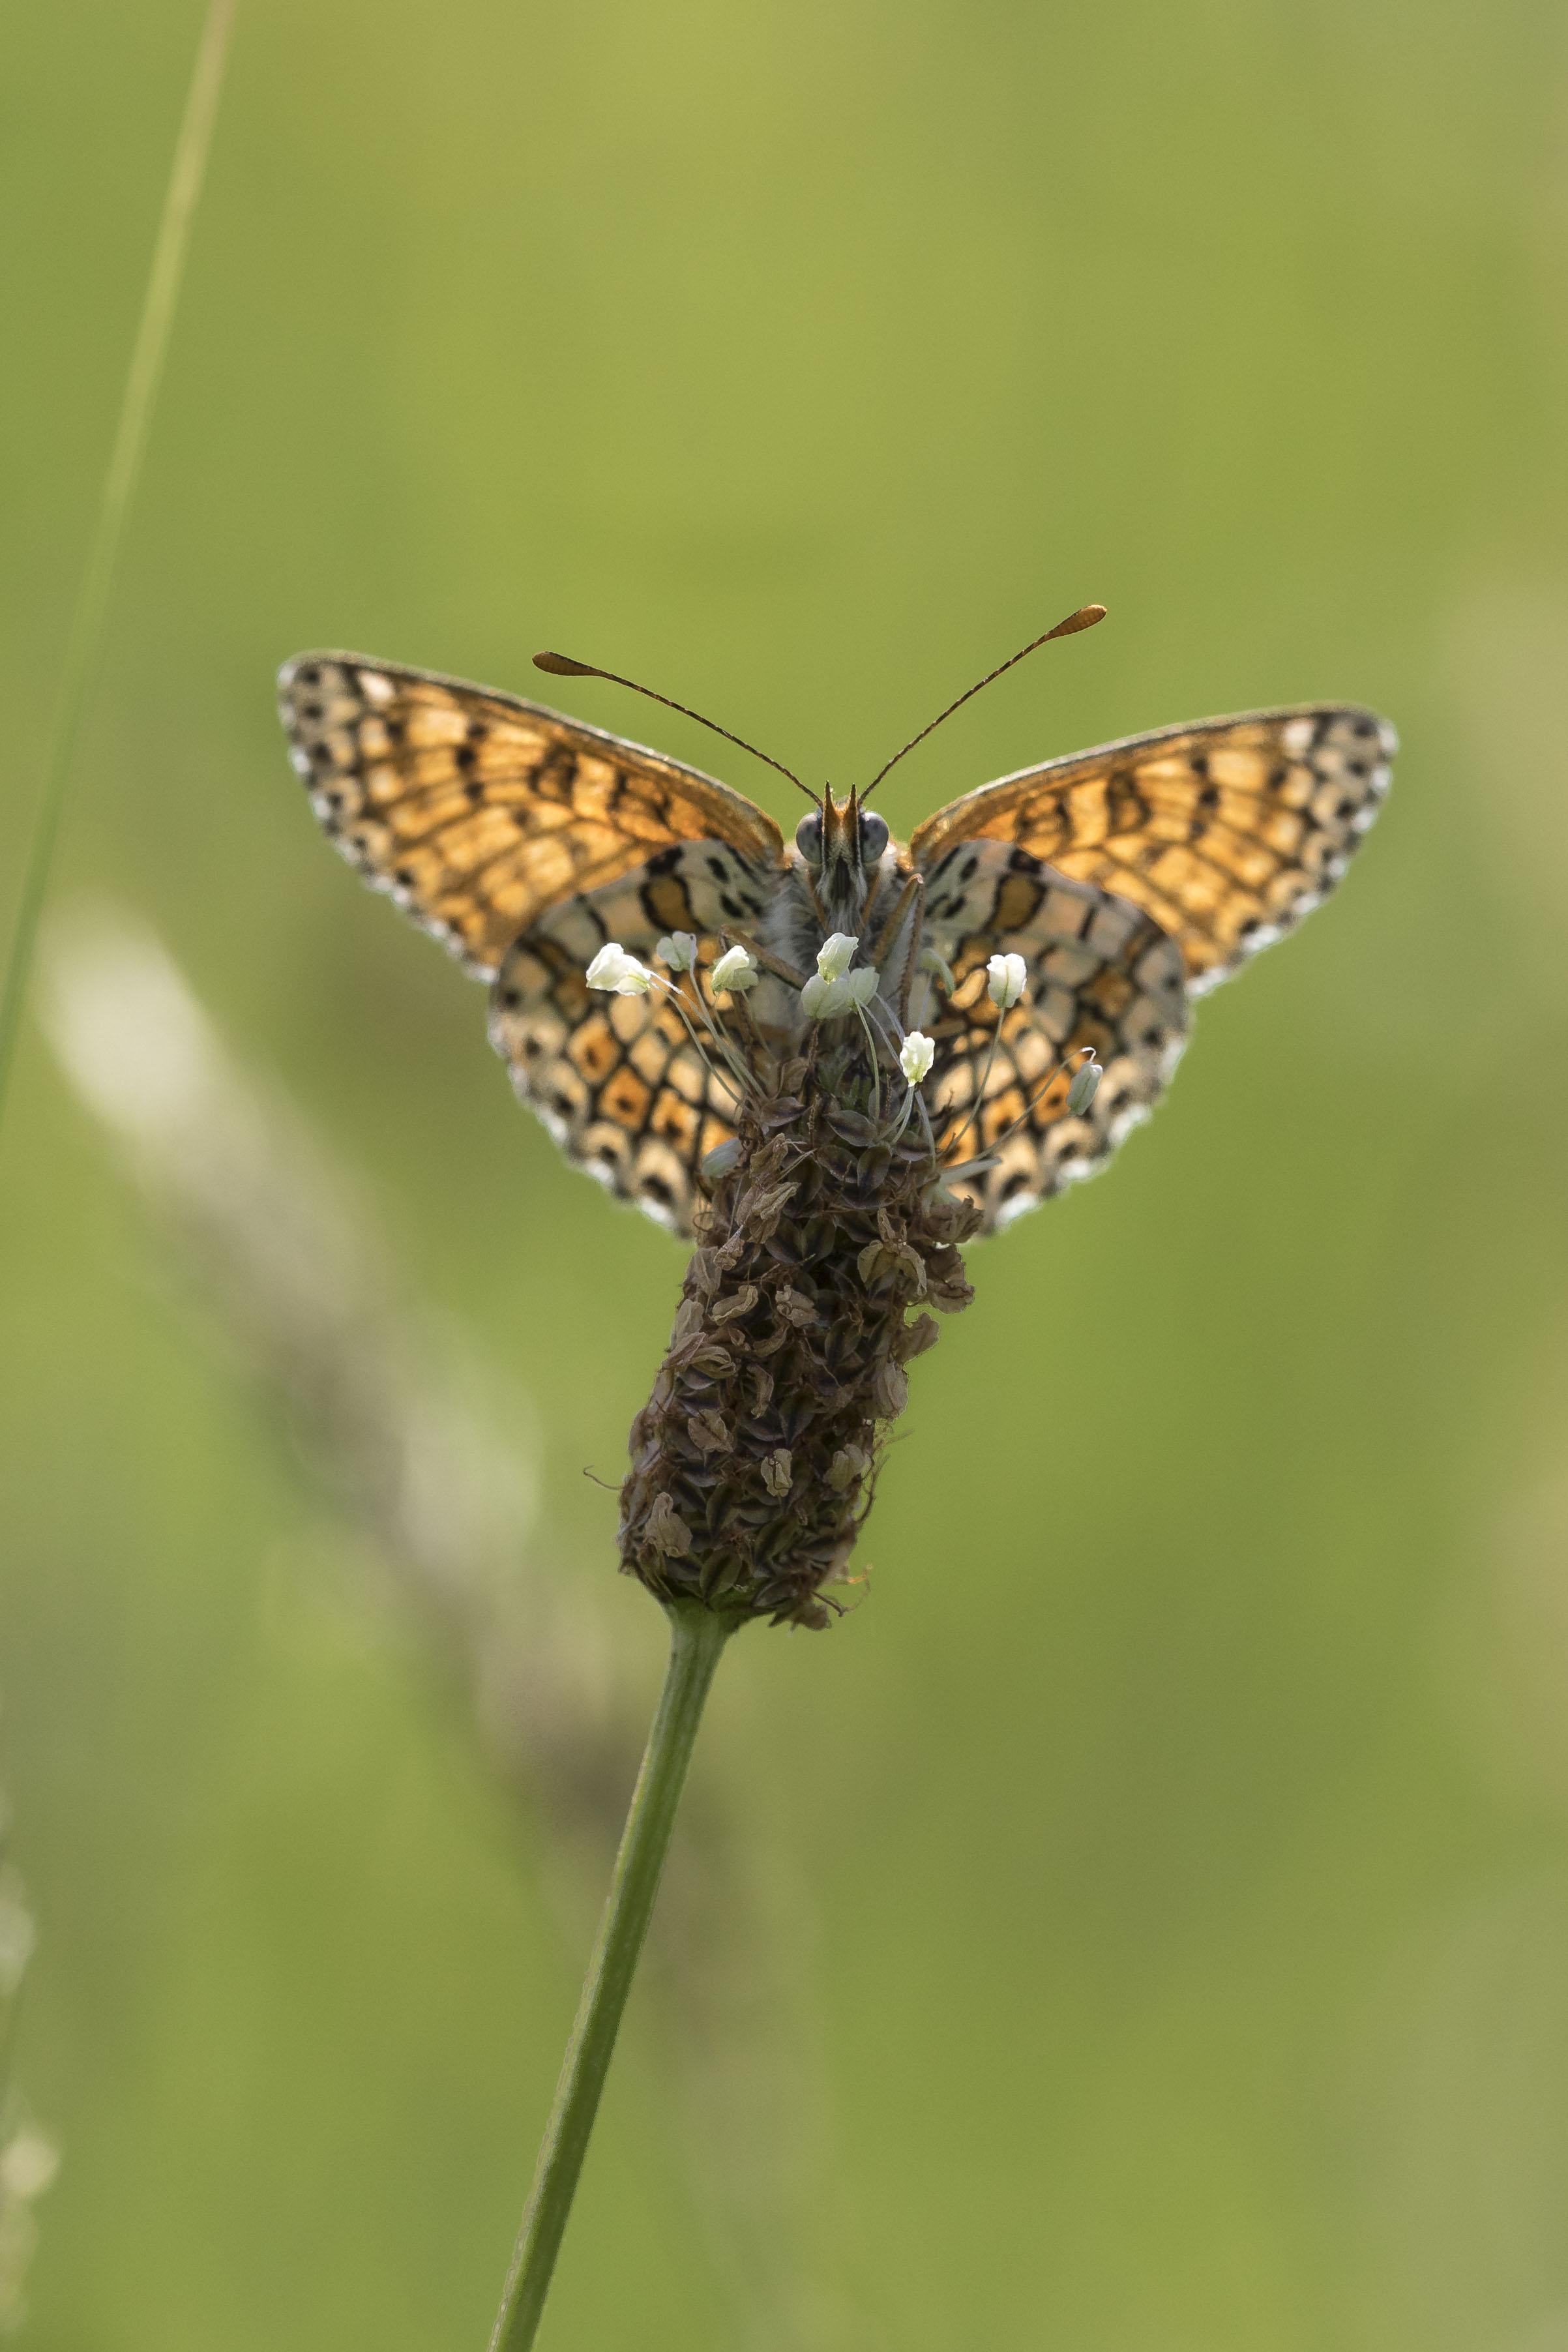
861;870;925;1031
719;928;810;989
866;871;921;970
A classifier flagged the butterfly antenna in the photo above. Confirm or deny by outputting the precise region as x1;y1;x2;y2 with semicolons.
861;604;1107;802
533;649;816;803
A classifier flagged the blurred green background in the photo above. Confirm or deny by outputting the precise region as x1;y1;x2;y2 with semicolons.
5;0;1568;2345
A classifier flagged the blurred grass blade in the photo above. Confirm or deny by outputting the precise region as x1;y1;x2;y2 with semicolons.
0;0;237;1136
0;1774;57;2333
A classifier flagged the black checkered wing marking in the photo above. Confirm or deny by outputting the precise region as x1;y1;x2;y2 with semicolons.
911;841;1189;1230
278;651;785;979
486;851;778;1234
909;704;1395;996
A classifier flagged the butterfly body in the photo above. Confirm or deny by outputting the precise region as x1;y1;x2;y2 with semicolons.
279;651;1393;1236
751;796;915;1012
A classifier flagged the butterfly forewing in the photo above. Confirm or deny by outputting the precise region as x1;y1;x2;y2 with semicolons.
278;653;785;978
910;703;1395;995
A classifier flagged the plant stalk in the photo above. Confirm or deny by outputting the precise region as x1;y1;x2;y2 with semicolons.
0;0;237;1137
488;1597;736;2351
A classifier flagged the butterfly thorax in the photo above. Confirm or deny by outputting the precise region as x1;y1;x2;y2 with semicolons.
748;788;913;1043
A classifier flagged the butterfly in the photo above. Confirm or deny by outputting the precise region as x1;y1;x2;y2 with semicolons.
277;618;1394;1238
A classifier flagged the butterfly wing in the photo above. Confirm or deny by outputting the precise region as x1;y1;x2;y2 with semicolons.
279;652;786;1232
908;848;1190;1228
911;702;1395;993
279;651;786;974
488;872;755;1234
909;703;1395;1228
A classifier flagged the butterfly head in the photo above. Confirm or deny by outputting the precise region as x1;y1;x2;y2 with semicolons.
793;788;890;927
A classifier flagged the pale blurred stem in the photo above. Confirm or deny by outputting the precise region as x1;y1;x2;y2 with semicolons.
488;1598;737;2352
0;0;236;1136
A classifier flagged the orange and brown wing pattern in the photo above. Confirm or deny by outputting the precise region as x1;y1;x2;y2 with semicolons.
489;899;743;1236
911;704;1395;995
911;851;1189;1230
278;652;786;979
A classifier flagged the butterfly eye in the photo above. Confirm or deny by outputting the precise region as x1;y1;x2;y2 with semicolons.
795;812;823;865
858;811;889;863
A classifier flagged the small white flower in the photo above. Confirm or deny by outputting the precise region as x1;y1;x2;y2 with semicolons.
986;951;1027;1009
816;932;859;982
801;962;881;1020
899;1031;935;1084
710;943;758;993
1067;1054;1102;1114
656;931;698;973
585;942;653;996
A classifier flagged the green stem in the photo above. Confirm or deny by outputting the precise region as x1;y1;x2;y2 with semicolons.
488;1598;736;2351
0;0;237;1138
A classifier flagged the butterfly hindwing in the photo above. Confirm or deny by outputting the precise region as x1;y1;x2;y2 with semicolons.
912;842;1189;1226
488;857;771;1232
910;704;1395;995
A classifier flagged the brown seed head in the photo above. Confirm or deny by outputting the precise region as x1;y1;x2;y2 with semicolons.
617;1035;981;1628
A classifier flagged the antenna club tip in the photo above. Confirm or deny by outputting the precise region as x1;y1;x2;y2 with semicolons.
1053;604;1107;637
533;650;597;676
